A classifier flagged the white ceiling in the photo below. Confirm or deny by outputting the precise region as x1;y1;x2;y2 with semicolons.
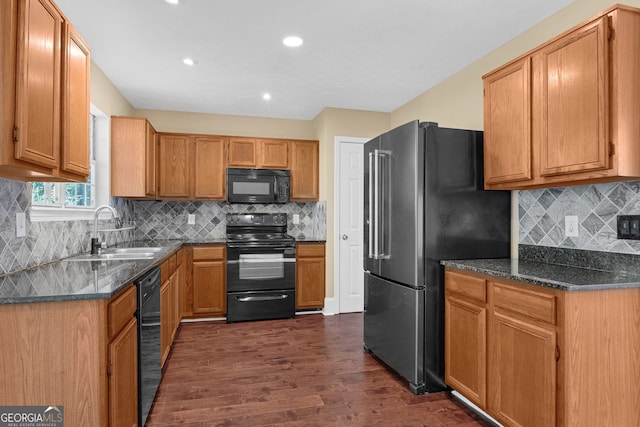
55;0;574;120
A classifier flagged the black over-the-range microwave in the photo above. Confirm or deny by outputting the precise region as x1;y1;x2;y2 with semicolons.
226;168;290;204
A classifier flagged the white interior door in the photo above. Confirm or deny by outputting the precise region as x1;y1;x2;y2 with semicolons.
337;139;366;313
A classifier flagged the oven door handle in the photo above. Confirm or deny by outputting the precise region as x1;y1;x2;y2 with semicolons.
235;294;289;302
227;258;296;264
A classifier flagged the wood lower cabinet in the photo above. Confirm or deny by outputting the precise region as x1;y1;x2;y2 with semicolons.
483;5;640;190
107;284;138;427
160;253;181;367
444;270;487;408
290;140;319;201
295;242;325;309
190;245;226;317
111;116;157;198
0;0;90;182
445;268;640;427
0;284;138;426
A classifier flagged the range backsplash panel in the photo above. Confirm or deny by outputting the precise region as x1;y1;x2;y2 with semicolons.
519;180;640;254
133;200;326;241
0;178;135;275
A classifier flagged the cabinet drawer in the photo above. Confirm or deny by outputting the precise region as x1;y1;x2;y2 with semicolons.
108;285;137;340
445;270;486;303
168;253;177;273
296;243;325;257
193;245;225;261
492;282;556;326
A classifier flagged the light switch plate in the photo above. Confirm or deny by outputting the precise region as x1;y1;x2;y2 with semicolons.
16;212;26;237
188;213;196;225
565;215;579;237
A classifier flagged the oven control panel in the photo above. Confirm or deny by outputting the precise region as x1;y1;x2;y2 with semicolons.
227;213;288;226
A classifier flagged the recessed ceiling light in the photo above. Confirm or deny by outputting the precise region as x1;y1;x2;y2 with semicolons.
263;93;272;100
283;36;303;47
165;0;179;5
183;58;195;66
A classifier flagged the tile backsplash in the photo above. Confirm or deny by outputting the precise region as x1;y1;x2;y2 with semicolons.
519;180;640;254
0;177;326;275
134;200;326;241
0;178;135;275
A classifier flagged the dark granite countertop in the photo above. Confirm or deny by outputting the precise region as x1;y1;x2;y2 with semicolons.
296;237;326;242
0;240;228;305
441;258;640;291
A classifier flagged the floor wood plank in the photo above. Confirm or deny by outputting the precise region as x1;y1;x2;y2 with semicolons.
147;313;492;426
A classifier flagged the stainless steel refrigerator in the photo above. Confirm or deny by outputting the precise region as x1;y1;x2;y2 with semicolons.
363;120;510;394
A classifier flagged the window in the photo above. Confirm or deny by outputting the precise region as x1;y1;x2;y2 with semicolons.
31;105;110;221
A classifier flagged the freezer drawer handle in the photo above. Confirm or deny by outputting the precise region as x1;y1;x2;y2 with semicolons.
236;294;289;302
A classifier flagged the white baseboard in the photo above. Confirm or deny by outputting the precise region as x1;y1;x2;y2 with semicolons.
322;297;338;315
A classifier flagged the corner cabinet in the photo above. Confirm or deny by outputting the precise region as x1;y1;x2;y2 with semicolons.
445;268;640;427
295;242;325;309
0;284;138;426
483;5;640;190
0;0;90;182
111;116;157;199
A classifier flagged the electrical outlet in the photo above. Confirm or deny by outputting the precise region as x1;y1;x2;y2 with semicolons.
188;213;196;225
618;215;640;239
293;214;300;225
565;215;579;237
16;212;25;237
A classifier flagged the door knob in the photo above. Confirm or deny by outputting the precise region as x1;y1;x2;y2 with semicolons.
342;234;348;240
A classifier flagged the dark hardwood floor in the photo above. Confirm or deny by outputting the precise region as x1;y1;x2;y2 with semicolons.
147;313;492;426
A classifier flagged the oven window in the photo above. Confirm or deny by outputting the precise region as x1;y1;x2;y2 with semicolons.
233;181;271;195
239;253;284;280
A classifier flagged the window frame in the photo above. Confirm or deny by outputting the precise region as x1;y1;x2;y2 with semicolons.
30;104;111;222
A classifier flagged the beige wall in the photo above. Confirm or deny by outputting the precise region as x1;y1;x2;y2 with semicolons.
90;61;133;117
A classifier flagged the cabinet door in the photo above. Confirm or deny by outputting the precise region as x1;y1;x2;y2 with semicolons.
145;121;156;197
261;139;288;168
539;16;609;177
296;251;325;309
160;279;171;366
290;140;319;200
192;260;226;316
489;312;556;427
483;57;532;185
108;316;138;427
60;22;90;177
14;0;62;169
157;134;191;198
445;294;486;408
194;136;226;199
228;138;257;167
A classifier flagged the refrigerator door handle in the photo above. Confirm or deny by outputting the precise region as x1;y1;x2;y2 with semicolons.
368;151;375;259
374;149;380;259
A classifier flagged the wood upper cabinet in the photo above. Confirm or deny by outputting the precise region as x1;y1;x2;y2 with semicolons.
194;136;226;199
153;133;226;200
295;242;325;309
191;245;226;317
290;140;319;201
444;270;487;408
483;57;532;185
157;134;192;199
60;22;90;178
228;137;289;169
0;0;90;182
483;5;640;190
111;116;157;198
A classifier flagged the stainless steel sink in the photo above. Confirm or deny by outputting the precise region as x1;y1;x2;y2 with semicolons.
104;247;164;254
62;252;157;262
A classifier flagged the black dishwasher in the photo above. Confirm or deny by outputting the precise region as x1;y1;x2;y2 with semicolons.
136;266;161;427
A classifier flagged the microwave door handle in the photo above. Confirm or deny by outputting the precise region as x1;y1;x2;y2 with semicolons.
274;177;278;200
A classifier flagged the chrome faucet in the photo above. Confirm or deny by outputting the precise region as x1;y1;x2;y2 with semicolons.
91;205;120;254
